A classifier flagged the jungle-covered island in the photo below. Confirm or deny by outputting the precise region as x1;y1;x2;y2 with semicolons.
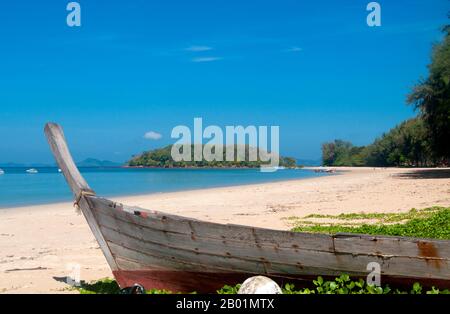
128;144;298;168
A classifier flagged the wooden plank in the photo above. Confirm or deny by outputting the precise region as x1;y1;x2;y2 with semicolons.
107;242;351;279
89;197;334;252
334;234;450;259
96;211;313;264
114;251;238;274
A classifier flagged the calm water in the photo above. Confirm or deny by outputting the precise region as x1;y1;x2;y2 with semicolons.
0;167;326;208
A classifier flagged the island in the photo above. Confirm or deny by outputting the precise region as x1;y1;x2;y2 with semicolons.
127;145;298;168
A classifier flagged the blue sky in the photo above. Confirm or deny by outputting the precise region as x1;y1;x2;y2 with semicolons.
0;0;448;163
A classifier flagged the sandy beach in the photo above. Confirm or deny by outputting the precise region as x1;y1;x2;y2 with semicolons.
0;167;449;293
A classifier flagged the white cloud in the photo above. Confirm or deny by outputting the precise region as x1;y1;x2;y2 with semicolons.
285;47;303;52
185;45;213;52
191;57;222;63
143;131;162;140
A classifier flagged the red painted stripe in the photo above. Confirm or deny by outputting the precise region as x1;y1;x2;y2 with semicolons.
113;269;450;293
114;270;255;293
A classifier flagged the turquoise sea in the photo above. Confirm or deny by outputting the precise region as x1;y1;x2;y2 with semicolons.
0;167;327;208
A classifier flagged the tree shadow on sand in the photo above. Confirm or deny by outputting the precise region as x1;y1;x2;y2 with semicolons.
395;169;450;179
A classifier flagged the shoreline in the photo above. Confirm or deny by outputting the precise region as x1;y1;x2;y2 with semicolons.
0;168;327;210
0;167;449;293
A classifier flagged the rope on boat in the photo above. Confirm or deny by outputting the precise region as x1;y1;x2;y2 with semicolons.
73;190;96;212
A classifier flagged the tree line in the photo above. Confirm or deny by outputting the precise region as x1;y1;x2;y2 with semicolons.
322;22;449;167
128;144;297;168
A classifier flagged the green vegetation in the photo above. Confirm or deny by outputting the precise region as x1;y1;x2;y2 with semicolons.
76;275;449;294
128;144;297;168
322;118;434;167
216;284;242;294
229;275;449;294
290;207;450;239
408;22;450;161
301;206;439;222
76;278;120;294
322;140;366;167
322;22;449;167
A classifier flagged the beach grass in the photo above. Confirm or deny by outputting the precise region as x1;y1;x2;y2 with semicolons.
76;278;120;294
76;275;450;294
289;206;450;239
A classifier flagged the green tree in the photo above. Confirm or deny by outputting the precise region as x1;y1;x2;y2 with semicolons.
408;22;450;162
322;118;433;167
128;144;297;168
321;140;365;166
322;142;337;166
365;118;432;167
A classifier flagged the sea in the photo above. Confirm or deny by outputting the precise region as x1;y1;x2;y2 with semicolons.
0;167;327;208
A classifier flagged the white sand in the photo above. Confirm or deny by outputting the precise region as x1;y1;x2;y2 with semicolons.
0;167;449;293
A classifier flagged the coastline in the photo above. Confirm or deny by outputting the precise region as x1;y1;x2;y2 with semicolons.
0;167;319;210
0;167;449;293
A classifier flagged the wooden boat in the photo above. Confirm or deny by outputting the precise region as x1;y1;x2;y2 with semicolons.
44;123;450;292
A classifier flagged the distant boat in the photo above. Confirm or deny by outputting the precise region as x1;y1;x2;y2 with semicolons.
260;166;286;172
314;167;335;173
26;168;39;174
0;168;4;175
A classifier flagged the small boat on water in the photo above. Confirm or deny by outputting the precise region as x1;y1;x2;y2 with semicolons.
26;168;39;174
314;168;335;173
44;123;450;292
0;168;4;175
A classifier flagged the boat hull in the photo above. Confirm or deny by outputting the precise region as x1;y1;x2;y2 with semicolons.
85;196;450;292
113;270;252;293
